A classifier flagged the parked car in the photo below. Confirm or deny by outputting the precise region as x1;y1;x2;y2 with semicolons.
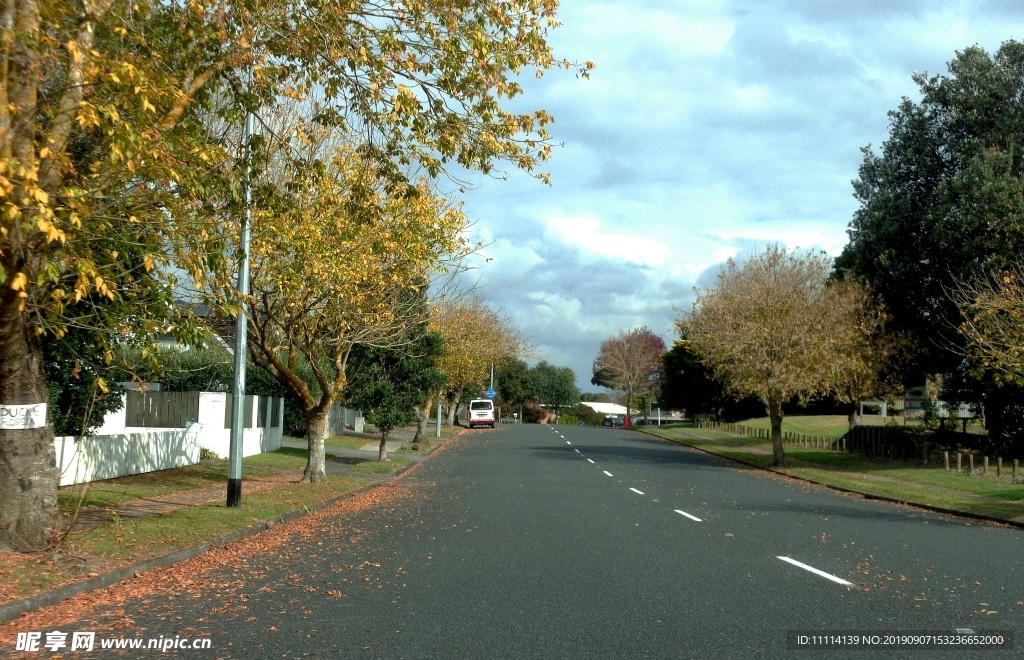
466;399;496;428
601;415;625;427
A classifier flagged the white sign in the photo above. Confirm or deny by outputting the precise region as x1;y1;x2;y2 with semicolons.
0;403;48;429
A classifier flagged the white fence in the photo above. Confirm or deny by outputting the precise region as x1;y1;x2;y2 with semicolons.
55;391;284;487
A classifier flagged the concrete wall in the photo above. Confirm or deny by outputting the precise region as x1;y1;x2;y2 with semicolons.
55;424;203;487
196;392;283;459
54;392;284;486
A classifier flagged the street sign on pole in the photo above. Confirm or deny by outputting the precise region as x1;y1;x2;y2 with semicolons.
485;389;496;400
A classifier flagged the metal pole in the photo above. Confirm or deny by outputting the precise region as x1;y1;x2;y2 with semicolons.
227;110;255;508
435;398;442;438
657;407;661;426
489;362;494;390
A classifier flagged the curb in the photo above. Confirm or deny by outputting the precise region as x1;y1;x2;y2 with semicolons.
635;427;1024;532
0;429;464;625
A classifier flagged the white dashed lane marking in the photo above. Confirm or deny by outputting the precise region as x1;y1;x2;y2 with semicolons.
574;449;580;453
777;556;853;586
603;471;613;477
630;488;645;495
587;459;595;464
674;509;702;522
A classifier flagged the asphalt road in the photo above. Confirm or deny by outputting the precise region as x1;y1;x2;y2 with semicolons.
49;424;1024;657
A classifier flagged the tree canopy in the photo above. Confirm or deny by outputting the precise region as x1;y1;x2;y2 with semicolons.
835;41;1024;379
531;361;579;417
684;246;854;465
592;327;665;419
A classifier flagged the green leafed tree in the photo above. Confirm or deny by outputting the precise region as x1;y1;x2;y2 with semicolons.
348;327;446;461
531;361;579;419
495;359;537;419
835;40;1024;385
659;338;728;421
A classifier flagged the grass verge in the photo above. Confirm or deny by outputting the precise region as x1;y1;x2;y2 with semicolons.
649;427;1024;524
243;446;337;470
348;456;413;475
56;463;264;510
4;470;372;606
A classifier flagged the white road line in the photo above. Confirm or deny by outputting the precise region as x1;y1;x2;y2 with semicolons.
574;449;580;453
566;440;571;444
603;471;613;477
587;459;595;464
674;509;702;522
777;556;853;586
630;488;645;495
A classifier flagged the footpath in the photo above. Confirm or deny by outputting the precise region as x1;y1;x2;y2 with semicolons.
0;426;464;624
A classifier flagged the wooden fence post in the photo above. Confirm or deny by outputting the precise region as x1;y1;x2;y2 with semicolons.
997;457;1002;478
983;456;989;476
969;454;975;475
956;453;962;473
1014;459;1019;482
944;451;949;471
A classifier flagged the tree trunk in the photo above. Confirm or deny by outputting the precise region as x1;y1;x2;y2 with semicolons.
378;429;389;461
412;398;431;443
303;409;328;483
847;404;857;430
446;388;463;426
0;301;58;552
625;391;633;426
768;398;785;466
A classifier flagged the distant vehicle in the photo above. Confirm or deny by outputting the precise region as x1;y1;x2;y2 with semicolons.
601;416;625;427
466;399;496;428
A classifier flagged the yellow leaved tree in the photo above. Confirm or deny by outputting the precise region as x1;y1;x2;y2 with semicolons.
430;298;530;425
213;128;469;483
1;0;588;550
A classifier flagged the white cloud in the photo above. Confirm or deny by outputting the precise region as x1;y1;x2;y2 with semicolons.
451;0;1024;388
542;215;671;266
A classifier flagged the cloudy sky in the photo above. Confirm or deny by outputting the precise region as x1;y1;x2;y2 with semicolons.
454;0;1024;391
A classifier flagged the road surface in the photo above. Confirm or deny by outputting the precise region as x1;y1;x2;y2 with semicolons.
32;424;1024;657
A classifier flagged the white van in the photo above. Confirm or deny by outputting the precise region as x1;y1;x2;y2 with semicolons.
466;399;496;428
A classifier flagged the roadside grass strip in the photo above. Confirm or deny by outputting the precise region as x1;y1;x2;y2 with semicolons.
648;427;1024;525
674;509;702;522
777;556;853;586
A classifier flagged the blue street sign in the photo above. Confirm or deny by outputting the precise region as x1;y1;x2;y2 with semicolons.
485;389;496;399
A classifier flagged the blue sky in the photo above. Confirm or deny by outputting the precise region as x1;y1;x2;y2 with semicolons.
454;0;1024;391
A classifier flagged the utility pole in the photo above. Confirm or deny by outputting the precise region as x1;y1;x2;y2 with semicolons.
435;397;442;438
227;109;255;508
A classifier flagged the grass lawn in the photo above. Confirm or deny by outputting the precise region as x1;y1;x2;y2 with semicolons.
323;436;370;450
738;415;851;439
56;463;263;510
648;426;1024;524
349;456;413;475
243;446;337;470
738;414;988;438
